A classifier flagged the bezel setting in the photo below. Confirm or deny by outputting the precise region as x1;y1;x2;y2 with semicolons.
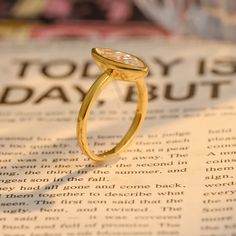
92;48;148;75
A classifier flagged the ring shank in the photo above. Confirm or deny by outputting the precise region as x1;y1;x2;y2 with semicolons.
77;69;148;161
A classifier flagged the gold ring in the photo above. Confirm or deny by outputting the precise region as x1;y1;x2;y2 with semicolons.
76;48;149;161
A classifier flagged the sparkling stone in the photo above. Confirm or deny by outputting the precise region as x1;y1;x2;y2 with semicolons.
97;48;144;67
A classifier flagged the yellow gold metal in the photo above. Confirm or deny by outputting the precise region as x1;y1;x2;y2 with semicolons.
76;48;149;161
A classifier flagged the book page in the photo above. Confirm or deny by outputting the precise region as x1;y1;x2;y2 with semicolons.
0;38;236;236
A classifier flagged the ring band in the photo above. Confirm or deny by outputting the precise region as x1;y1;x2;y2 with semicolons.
76;48;149;161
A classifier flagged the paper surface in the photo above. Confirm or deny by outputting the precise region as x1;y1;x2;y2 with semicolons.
0;38;236;236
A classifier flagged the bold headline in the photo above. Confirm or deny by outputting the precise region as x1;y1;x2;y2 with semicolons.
0;57;235;105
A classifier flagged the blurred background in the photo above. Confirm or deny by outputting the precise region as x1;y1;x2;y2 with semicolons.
0;0;236;41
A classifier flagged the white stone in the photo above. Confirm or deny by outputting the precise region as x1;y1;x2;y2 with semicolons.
97;48;144;67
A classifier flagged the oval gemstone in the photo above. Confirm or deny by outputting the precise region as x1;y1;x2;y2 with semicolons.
96;48;144;67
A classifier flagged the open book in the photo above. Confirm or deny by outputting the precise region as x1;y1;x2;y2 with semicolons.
0;38;236;235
